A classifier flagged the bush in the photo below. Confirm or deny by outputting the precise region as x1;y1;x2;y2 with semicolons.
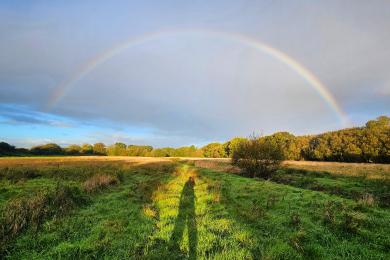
232;135;284;179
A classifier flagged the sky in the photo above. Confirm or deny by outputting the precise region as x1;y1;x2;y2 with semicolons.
0;0;389;148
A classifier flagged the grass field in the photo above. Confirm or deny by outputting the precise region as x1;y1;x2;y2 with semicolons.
0;157;389;259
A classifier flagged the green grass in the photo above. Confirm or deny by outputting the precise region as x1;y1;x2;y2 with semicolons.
0;159;389;259
271;167;390;207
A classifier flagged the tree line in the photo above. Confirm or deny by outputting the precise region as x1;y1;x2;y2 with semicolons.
1;116;388;163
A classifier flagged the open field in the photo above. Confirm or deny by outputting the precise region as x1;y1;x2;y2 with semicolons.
0;157;389;259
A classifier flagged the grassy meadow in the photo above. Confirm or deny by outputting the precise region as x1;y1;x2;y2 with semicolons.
0;157;389;259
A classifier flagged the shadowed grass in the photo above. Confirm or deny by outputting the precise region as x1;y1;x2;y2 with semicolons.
168;177;197;259
198;167;390;259
271;167;390;207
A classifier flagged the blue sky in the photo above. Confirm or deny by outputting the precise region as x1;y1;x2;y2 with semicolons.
0;1;389;148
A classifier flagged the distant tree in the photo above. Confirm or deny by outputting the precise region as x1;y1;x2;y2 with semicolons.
338;130;362;162
307;133;333;161
106;142;127;156
262;132;300;160
15;148;29;155
173;145;202;157
65;144;82;155
1;115;388;162
223;137;247;157
362;116;389;163
0;142;16;155
366;116;390;129
30;143;63;155
127;145;153;156
303;116;389;163
293;136;311;160
202;143;226;158
93;143;106;155
81;144;93;155
232;135;284;179
151;147;175;157
191;145;202;157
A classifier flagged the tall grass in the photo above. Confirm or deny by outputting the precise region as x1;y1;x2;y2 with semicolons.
83;174;120;193
0;184;87;255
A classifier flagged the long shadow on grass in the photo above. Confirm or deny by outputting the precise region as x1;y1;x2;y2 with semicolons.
168;177;198;260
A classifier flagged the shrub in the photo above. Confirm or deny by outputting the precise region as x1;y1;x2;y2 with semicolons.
83;174;119;193
232;135;284;179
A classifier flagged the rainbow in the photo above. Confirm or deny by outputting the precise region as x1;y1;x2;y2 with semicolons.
47;28;350;126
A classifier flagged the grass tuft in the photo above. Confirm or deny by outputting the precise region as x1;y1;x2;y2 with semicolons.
290;212;301;227
358;193;376;207
289;229;307;252
342;212;365;234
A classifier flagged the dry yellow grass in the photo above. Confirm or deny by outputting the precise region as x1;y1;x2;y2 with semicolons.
189;158;239;173
284;160;390;180
0;156;388;180
83;174;119;193
182;158;390;180
0;156;172;168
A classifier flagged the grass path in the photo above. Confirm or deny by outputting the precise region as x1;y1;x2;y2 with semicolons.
145;164;256;259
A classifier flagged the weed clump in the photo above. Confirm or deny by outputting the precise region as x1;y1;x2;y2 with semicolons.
143;204;157;219
136;178;163;202
342;212;365;234
266;194;278;209
289;230;307;252
83;174;120;193
290;212;301;227
357;193;376;207
322;201;343;225
323;206;336;225
207;181;222;203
